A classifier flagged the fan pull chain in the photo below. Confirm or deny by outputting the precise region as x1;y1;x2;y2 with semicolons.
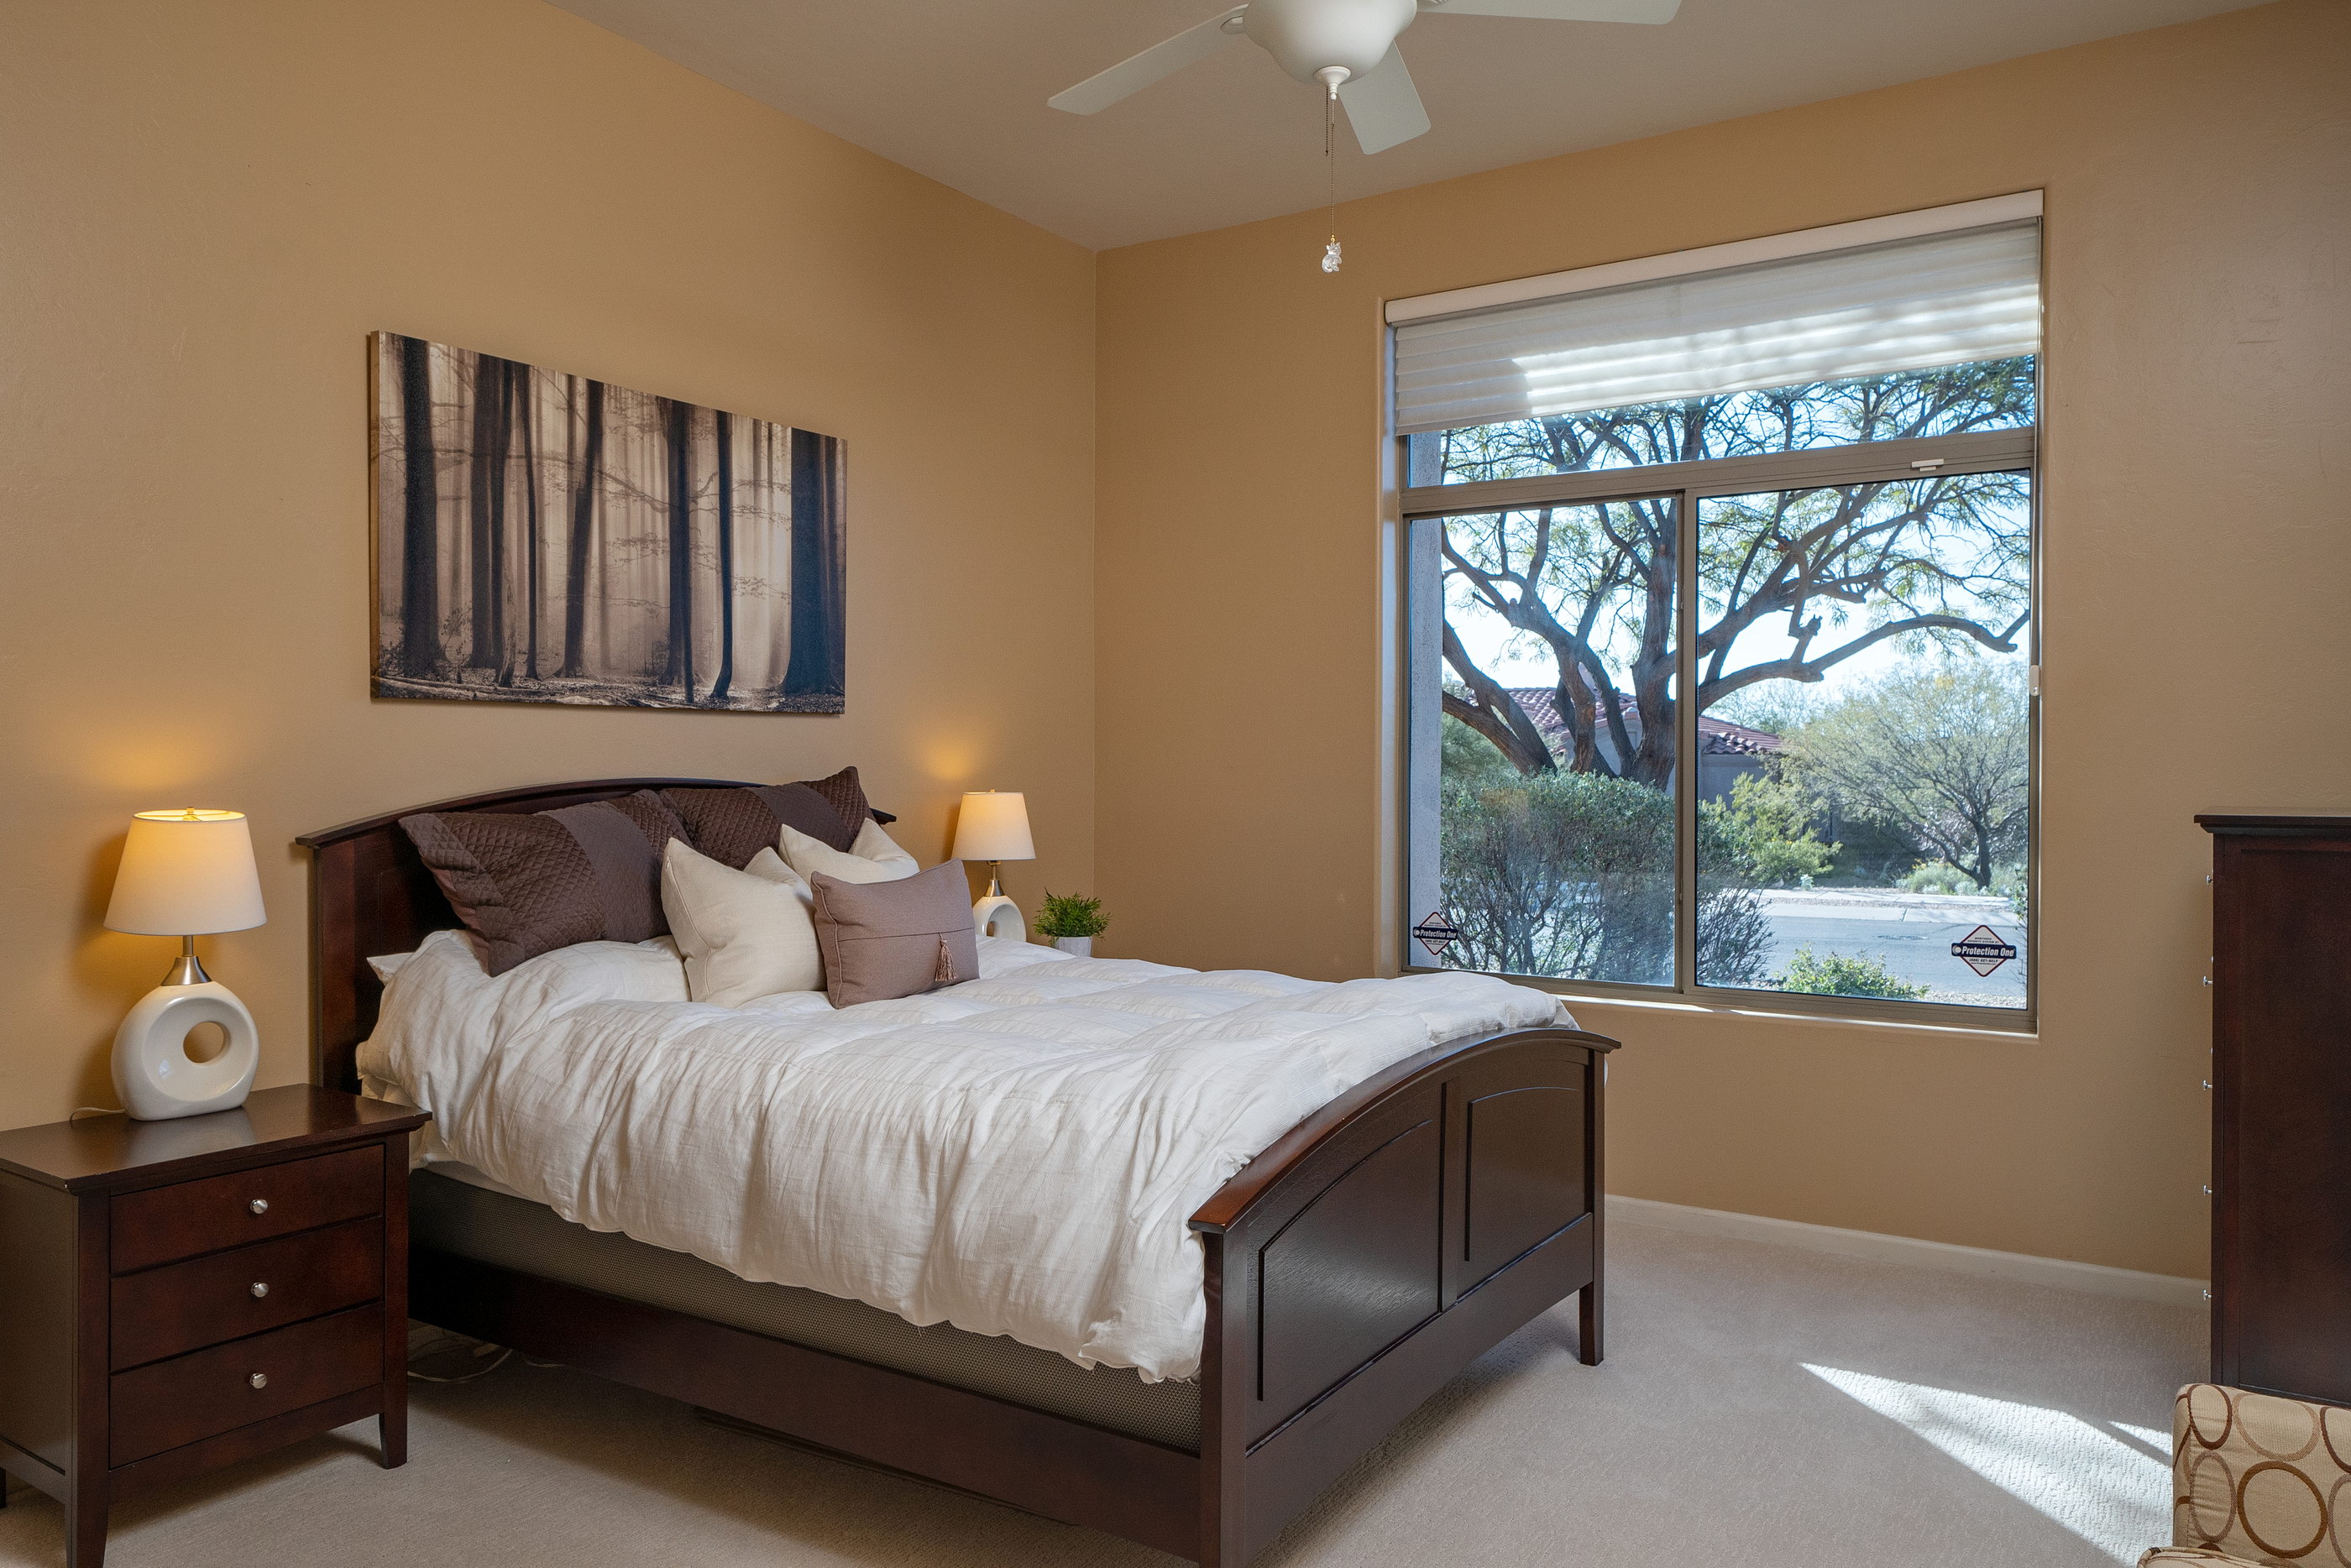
1321;76;1343;274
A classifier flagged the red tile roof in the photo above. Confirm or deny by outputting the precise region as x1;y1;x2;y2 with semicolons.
1505;687;1783;759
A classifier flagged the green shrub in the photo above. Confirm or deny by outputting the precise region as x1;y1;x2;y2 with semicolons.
1437;764;1768;986
1773;946;1929;1000
1705;771;1837;886
1035;891;1107;939
1898;860;1978;895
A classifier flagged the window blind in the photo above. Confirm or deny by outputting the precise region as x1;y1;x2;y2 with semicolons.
1392;219;2041;436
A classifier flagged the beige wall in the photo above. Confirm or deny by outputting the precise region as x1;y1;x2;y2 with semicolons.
1096;0;2350;1278
0;1;1097;1127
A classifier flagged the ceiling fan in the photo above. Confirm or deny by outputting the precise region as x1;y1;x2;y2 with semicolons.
1048;0;1683;156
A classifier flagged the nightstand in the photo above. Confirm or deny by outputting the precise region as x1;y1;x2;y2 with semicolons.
0;1085;429;1567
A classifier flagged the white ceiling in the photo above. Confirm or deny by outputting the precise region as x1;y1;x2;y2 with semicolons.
549;0;2267;250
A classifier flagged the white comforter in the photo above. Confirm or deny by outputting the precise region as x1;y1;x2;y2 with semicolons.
359;930;1564;1382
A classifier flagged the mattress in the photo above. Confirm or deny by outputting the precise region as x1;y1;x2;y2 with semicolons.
408;1168;1202;1450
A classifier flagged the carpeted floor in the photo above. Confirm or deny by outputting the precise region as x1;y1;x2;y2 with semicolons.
0;1218;2202;1567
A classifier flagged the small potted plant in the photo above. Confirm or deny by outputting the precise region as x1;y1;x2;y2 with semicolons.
1035;891;1107;957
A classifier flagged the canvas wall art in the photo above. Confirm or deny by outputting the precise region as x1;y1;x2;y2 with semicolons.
369;332;845;712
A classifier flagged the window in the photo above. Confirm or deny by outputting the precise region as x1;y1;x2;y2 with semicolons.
1400;200;2039;1023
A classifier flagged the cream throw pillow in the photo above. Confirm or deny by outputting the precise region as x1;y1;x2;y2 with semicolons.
660;840;823;1006
777;818;919;886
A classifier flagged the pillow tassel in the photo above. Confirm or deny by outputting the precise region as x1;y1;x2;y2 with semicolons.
934;936;957;988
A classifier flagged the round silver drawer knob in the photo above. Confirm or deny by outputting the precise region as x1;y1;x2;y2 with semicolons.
249;1281;270;1299
249;1372;269;1390
249;1198;270;1215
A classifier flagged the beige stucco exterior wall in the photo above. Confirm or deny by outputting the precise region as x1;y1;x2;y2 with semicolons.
1094;0;2349;1278
0;0;1097;1127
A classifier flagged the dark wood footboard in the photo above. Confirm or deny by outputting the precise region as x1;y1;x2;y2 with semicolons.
1190;1025;1614;1566
399;1024;1612;1566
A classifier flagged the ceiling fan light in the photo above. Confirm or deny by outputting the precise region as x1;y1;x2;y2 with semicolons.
1244;0;1418;85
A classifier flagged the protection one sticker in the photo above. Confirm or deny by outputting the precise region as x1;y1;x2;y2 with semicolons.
1412;912;1461;959
1951;925;2018;977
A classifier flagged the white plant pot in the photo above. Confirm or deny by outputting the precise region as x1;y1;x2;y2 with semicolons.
1052;936;1093;957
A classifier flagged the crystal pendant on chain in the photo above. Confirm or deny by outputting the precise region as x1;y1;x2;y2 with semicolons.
1322;239;1343;274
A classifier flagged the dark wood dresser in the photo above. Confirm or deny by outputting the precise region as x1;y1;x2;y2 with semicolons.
2200;814;2351;1406
0;1085;429;1567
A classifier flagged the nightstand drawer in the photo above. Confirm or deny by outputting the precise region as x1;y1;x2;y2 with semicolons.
112;1145;383;1273
111;1217;384;1370
109;1303;382;1466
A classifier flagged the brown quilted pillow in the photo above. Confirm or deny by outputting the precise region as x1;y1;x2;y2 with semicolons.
399;789;686;976
662;768;893;870
801;766;896;830
808;861;979;1008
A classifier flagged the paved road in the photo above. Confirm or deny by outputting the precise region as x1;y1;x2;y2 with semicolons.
1728;889;2027;1007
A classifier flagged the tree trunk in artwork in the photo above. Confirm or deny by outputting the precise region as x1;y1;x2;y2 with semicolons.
710;409;735;704
561;375;603;678
662;397;695;703
467;358;503;670
397;334;438;677
520;368;542;682
786;428;846;703
487;358;516;682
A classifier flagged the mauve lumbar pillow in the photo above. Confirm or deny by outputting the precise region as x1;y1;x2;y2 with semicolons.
660;841;824;1006
662;767;896;870
808;861;980;1008
398;789;687;976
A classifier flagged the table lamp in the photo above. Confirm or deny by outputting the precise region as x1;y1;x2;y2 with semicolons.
102;809;267;1120
951;791;1034;940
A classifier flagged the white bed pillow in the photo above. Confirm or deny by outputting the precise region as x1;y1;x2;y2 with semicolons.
777;818;919;886
661;840;825;1006
366;950;419;981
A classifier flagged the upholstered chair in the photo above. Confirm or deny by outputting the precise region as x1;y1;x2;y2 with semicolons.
2139;1383;2350;1567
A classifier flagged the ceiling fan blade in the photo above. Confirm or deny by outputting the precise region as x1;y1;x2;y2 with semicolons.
1338;46;1432;155
1048;7;1249;114
1416;0;1680;21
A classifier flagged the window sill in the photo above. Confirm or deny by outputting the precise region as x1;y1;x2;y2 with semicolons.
1402;964;2039;1039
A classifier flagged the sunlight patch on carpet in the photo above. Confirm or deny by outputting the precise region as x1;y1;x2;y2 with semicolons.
1803;1363;2166;1563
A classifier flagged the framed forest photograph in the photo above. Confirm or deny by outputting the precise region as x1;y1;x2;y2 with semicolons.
369;332;846;712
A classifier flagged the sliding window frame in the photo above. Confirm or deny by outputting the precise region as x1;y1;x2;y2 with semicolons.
1399;425;2039;1033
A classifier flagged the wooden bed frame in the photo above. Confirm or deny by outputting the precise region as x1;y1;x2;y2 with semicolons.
297;779;1618;1566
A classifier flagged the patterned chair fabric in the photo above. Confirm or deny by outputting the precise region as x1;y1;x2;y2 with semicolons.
2149;1384;2351;1567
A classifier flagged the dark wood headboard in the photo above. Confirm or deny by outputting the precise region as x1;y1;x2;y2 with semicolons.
295;777;757;1094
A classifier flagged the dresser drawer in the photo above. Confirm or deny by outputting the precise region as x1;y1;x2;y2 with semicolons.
112;1145;383;1273
109;1303;382;1466
111;1217;384;1370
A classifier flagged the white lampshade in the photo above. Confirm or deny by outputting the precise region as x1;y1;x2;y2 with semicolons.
104;810;267;936
951;792;1034;863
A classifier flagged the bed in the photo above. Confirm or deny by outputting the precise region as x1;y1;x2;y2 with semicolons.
298;777;1618;1566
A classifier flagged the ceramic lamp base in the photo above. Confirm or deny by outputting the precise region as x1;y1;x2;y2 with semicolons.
112;979;259;1121
972;894;1026;942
